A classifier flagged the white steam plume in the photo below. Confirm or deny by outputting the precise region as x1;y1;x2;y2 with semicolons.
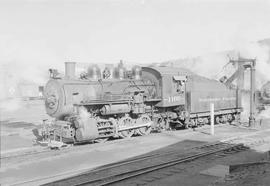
235;41;270;120
235;40;270;89
168;39;270;121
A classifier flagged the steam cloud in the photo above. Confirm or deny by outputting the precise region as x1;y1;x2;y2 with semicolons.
168;40;270;121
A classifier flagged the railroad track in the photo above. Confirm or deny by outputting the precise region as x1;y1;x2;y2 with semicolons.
2;124;227;160
7;127;270;186
8;141;216;186
1;123;256;161
43;142;248;186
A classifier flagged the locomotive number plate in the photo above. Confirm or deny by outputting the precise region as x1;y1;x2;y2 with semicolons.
164;96;183;102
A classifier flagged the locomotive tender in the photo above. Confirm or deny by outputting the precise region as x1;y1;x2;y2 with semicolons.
44;62;242;143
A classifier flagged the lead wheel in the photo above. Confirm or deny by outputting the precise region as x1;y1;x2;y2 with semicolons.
136;115;152;136
118;116;135;138
156;117;166;131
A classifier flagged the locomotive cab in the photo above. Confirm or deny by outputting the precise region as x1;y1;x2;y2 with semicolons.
141;66;188;108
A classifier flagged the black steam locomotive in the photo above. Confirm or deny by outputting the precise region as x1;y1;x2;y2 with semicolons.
43;62;242;143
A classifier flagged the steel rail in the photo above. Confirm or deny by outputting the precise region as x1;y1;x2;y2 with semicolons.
10;128;270;186
87;141;228;172
10;141;225;186
60;143;245;186
43;140;225;185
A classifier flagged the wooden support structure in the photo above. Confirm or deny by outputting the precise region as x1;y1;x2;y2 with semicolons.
229;56;256;127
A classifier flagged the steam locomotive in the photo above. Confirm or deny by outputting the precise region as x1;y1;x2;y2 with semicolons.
44;62;242;143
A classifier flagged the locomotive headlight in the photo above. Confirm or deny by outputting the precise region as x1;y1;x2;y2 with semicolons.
44;79;63;117
46;95;57;109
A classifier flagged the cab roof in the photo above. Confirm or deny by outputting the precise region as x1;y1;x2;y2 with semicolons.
142;66;194;76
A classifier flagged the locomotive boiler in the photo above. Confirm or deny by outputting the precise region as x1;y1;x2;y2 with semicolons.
43;62;242;143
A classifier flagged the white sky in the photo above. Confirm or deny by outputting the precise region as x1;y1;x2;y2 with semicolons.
0;0;270;66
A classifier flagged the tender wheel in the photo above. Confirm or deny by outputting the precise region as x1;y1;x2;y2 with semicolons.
118;116;135;138
136;115;152;136
227;114;233;123
215;116;220;124
221;115;228;124
231;113;240;124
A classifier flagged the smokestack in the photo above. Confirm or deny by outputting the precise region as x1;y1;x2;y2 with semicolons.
65;62;76;79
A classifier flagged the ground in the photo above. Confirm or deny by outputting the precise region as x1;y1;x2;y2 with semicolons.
213;163;270;186
1;99;270;186
1;99;49;153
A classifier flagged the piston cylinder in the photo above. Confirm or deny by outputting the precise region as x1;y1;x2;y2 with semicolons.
75;117;99;141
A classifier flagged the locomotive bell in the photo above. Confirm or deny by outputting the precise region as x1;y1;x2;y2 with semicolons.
103;64;114;79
